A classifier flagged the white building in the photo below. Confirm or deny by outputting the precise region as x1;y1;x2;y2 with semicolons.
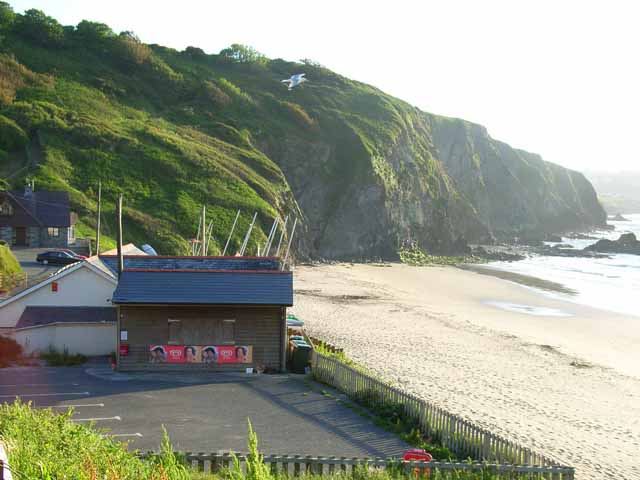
0;244;144;356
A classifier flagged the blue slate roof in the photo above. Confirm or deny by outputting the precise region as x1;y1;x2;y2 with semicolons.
2;190;74;227
112;270;293;306
16;306;116;329
99;256;281;275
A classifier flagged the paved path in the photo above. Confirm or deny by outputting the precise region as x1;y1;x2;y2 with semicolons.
0;366;408;457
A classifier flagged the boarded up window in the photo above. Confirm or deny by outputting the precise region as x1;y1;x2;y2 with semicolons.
222;319;235;344
168;319;182;344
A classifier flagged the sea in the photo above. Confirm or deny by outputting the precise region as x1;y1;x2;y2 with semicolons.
488;213;640;317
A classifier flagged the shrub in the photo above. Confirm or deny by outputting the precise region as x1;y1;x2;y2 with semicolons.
398;243;482;266
0;243;22;277
218;78;254;105
114;31;152;65
40;347;87;366
281;101;317;129
0;114;28;150
0;54;45;105
73;20;115;48
219;43;267;64
0;335;22;365
203;80;231;107
4;100;62;130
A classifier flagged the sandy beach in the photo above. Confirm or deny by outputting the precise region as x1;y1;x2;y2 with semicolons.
292;263;640;480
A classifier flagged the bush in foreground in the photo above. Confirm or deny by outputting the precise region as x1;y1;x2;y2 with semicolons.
0;400;188;479
40;347;88;366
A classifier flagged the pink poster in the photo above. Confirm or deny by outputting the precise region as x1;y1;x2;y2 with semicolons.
149;345;252;364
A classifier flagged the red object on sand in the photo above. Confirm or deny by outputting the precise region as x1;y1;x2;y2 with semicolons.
403;449;433;462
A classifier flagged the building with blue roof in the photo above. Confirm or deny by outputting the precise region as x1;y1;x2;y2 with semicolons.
111;255;293;372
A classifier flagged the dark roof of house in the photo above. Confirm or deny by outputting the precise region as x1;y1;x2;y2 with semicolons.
0;190;74;227
112;270;293;306
15;306;116;329
99;255;281;275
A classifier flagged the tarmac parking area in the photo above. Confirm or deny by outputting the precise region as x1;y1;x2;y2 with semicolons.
0;366;407;457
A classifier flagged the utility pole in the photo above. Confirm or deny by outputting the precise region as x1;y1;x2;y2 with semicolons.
116;194;123;278
200;205;206;256
95;181;101;255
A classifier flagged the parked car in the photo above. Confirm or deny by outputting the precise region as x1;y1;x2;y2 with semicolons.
56;248;87;259
36;250;84;265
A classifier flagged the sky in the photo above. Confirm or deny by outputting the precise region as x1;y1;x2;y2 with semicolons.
8;0;640;173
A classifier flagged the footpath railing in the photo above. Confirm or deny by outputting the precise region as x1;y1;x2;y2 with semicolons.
152;452;574;479
311;351;571;473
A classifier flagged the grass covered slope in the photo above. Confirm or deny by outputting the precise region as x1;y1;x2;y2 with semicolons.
0;5;606;257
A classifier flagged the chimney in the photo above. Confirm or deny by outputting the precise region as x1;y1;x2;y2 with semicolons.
24;179;34;197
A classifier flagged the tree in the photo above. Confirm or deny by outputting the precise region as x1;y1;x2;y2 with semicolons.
184;46;206;60
219;44;266;64
16;9;64;46
0;2;15;31
74;20;114;46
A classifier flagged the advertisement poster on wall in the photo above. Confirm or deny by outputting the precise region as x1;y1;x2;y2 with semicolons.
149;345;252;364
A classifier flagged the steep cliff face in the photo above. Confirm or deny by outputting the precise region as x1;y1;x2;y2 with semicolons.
0;7;605;258
427;116;606;238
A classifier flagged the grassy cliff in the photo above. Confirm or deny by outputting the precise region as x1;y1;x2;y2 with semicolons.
0;5;606;257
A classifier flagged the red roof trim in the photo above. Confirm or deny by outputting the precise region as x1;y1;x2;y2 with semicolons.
123;268;291;274
99;255;281;260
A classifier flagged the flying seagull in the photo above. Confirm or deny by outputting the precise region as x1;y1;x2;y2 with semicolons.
281;73;307;91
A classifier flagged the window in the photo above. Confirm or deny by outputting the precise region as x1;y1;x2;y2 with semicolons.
47;227;59;237
222;319;236;344
168;319;182;345
0;201;13;216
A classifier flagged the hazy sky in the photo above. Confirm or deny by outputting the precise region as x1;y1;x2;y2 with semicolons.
9;0;639;173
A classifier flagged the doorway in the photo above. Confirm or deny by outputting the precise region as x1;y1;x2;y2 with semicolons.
14;227;26;246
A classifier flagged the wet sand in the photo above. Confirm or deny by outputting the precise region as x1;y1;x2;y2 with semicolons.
292;263;640;480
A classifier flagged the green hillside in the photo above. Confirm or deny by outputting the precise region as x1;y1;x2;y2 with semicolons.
0;5;606;258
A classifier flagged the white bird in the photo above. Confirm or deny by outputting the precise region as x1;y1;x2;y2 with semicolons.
281;73;307;91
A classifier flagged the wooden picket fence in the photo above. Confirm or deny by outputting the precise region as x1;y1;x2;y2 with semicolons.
311;352;569;471
152;452;575;479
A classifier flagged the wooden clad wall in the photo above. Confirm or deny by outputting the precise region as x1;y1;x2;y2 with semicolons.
118;305;283;371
